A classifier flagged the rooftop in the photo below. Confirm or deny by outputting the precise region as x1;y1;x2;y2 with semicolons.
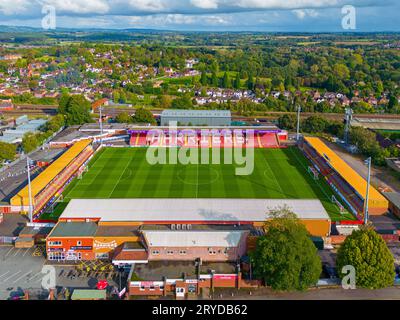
142;230;247;247
49;221;98;238
161;109;231;118
95;225;139;237
384;192;400;209
60;198;330;222
304;137;388;204
133;261;237;281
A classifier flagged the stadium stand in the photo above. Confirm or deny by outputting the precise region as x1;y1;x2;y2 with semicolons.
301;137;388;218
10;139;94;215
128;129;285;149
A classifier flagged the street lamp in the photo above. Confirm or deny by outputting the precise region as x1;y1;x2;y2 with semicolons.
363;157;372;224
296;105;301;142
26;157;34;223
99;106;104;146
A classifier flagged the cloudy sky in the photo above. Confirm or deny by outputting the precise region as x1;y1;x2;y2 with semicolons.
0;0;399;31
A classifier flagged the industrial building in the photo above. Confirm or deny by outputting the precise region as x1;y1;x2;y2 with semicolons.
160;109;232;126
0;118;47;144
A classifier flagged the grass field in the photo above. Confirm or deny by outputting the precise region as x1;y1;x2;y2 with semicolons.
43;147;355;222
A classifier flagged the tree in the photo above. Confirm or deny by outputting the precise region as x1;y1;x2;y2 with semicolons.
115;112;133;123
0;141;16;162
247;73;254;90
251;206;322;291
234;72;241;89
171;96;193;109
222;72;230;88
302;115;328;133
133;108;156;124
336;227;395;289
200;72;208;86
58;95;93;125
278;114;297;130
22;133;40;153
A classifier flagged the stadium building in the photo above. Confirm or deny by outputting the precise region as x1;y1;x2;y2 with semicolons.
9;139;94;218
45;198;331;262
301;137;389;218
160;109;232;126
128;126;288;148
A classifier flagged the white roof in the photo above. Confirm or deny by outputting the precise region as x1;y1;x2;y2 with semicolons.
143;230;246;247
60;198;330;222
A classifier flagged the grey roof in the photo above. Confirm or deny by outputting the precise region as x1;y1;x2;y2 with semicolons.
384;192;400;209
60;198;330;222
49;222;98;237
161;109;231;118
143;230;246;247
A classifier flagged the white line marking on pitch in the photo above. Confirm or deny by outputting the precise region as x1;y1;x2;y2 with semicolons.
0;271;10;279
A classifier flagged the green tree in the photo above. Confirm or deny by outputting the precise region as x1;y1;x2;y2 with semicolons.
200;72;208;86
234;73;241;89
278;114;297;130
247;73;254;90
302;115;328;133
22;133;39;153
0;141;16;162
222;72;230;88
251;206;322;291
133;108;156;124
115;112;133;123
171;96;193;109
58;95;93;125
336;227;395;289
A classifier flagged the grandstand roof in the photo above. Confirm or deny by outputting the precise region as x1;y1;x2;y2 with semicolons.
59;198;330;222
304;137;387;205
10;139;92;207
161;109;231;118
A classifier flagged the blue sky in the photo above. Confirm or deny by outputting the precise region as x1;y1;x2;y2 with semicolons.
0;0;399;31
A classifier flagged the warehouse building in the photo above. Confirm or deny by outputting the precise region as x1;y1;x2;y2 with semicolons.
160;109;231;126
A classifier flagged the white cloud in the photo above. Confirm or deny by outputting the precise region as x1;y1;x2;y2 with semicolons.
292;9;319;20
41;0;110;14
190;0;219;9
0;0;31;15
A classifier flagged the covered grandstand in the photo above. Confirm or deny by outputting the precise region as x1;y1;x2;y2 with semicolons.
128;127;287;148
301;137;388;218
10;139;94;217
57;198;331;237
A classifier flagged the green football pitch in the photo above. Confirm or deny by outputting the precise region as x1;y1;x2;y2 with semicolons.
45;147;355;222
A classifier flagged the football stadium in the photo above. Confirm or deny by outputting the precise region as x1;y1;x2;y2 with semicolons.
2;124;391;274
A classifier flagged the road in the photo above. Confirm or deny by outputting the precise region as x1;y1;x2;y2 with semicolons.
326;141;400;193
213;286;400;300
0;148;65;202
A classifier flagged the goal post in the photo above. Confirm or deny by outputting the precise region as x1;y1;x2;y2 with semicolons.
308;166;319;180
331;195;345;214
